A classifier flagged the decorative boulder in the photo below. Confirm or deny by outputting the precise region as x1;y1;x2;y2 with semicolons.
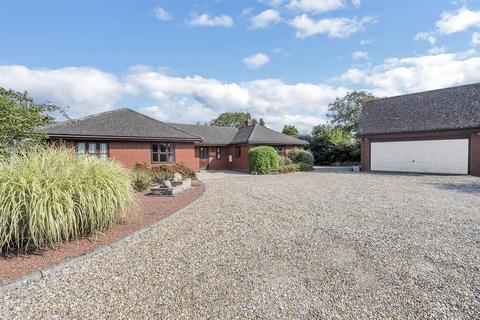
173;172;183;182
162;180;172;188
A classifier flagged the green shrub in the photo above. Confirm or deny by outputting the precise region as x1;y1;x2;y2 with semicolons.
0;147;134;253
151;165;175;183
278;163;299;174
150;163;196;183
171;163;196;179
131;170;152;192
298;162;314;171
248;146;279;174
279;156;293;166
289;148;314;165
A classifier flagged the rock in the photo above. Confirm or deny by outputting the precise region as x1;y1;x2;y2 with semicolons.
162;180;172;188
173;172;182;182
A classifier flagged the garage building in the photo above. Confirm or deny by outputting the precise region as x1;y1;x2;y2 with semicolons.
359;83;480;176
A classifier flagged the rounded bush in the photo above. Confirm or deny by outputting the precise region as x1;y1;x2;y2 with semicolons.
289;148;314;165
248;146;279;174
298;162;314;171
0;147;134;253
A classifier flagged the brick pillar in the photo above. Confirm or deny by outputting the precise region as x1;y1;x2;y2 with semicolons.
360;137;370;172
470;133;480;177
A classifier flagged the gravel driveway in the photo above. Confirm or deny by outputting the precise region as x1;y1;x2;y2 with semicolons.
1;171;479;319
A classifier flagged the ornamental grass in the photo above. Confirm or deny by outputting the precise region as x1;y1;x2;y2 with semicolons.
0;146;134;253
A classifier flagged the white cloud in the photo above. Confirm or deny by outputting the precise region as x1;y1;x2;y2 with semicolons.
126;66;249;111
190;14;234;27
290;14;376;38
428;46;446;55
287;0;346;13
360;38;374;45
242;53;270;69
258;0;284;7
250;9;281;28
436;6;480;34
415;32;436;45
335;51;480;96
0;65;133;116
0;64;347;131
4;49;480;132
126;67;348;131
351;0;361;8
472;32;480;46
153;7;172;21
352;51;369;60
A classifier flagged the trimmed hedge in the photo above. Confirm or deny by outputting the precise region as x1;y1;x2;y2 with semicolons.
248;146;279;174
289;147;314;165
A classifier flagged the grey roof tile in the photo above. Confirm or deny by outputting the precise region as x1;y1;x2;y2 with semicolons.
360;83;480;135
44;108;308;146
168;123;239;146
43;108;202;141
231;124;308;145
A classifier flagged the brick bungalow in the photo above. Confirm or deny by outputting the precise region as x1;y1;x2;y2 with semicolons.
44;108;308;171
359;83;480;176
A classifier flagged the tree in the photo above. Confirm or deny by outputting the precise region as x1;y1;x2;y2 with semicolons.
327;91;378;136
259;118;266;126
209;112;257;128
0;87;67;155
309;124;359;165
282;125;299;138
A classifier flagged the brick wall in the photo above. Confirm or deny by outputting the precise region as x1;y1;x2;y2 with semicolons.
227;144;250;171
100;141;198;171
204;146;228;170
470;133;480;177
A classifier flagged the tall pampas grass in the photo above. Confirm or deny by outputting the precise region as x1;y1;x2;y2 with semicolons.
0;146;134;253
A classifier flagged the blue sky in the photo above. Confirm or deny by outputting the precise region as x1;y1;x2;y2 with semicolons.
1;0;480;132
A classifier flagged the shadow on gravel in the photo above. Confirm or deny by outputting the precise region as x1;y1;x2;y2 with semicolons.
433;182;480;195
313;166;357;174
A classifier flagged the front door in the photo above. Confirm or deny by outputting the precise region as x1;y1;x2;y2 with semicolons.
199;147;209;169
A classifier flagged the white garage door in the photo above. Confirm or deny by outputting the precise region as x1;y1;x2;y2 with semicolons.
371;139;469;174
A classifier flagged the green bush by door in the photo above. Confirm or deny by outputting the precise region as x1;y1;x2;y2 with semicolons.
248;146;279;174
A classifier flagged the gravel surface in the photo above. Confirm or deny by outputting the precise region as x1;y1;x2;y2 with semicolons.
1;171;479;319
0;185;205;284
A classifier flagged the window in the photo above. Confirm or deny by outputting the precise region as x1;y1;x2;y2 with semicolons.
235;146;241;158
199;147;208;159
275;146;285;156
216;146;221;160
76;142;108;160
152;143;175;163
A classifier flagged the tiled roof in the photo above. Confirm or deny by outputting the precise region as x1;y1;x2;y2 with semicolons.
231;124;308;145
44;108;309;146
43;108;202;141
168;123;239;146
360;83;480;135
